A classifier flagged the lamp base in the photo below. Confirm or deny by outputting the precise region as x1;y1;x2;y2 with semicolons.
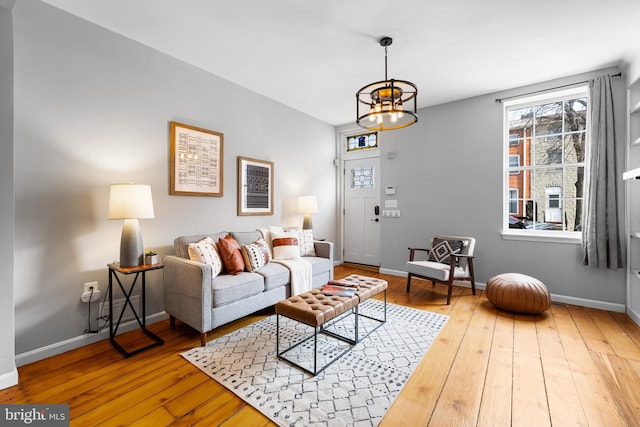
119;218;144;267
302;214;313;230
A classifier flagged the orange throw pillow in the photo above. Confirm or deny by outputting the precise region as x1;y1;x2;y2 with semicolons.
217;235;245;275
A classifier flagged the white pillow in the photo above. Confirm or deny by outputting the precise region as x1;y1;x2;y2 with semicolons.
296;229;316;257
187;237;223;277
272;234;301;260
240;238;272;272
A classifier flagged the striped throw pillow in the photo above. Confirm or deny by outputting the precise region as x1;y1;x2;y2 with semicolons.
187;237;223;277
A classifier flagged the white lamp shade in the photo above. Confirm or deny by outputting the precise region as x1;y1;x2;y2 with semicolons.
298;195;319;214
108;184;155;219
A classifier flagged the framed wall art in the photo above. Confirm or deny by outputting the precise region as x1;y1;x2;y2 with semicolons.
237;156;273;216
169;121;223;196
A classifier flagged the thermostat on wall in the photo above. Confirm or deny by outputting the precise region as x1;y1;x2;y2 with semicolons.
385;186;396;195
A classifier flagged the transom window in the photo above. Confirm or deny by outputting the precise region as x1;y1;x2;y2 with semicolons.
504;87;588;236
346;132;378;152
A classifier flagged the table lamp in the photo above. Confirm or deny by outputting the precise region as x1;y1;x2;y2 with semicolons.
298;195;319;230
108;183;155;267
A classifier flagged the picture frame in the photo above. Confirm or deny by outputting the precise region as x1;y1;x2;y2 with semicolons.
169;121;223;197
237;156;274;216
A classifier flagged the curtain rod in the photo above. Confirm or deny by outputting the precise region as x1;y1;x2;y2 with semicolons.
494;72;622;104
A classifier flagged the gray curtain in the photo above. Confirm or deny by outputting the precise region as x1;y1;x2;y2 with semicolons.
582;74;623;268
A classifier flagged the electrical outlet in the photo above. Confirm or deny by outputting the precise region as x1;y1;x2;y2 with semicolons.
84;281;98;293
99;296;140;323
81;289;101;303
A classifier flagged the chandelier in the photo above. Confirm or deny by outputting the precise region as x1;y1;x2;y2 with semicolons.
356;37;418;131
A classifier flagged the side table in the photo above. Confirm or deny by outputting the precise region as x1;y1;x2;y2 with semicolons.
107;263;165;357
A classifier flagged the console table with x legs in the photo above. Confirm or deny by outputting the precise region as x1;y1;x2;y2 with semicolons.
107;263;164;357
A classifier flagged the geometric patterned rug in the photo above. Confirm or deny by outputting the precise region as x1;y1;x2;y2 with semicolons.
182;299;448;426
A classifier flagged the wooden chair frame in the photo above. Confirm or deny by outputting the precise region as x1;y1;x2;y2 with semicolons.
406;247;476;305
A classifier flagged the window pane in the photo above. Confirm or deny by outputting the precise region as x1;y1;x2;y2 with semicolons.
535;102;563;136
564;133;586;163
535;168;563;228
508;107;534;139
533;135;563;165
564;98;587;133
351;167;374;189
563;166;584;198
347;132;378;152
564;166;585;231
509;189;518;214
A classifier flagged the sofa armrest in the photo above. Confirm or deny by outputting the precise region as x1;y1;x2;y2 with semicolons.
162;255;213;332
313;240;334;263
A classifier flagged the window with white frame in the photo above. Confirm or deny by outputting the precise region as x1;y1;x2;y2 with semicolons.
504;87;587;235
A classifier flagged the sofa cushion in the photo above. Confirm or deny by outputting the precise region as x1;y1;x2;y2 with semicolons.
217;235;245;275
304;256;333;278
255;262;291;291
240;238;271;272
187;237;223;278
272;235;301;259
230;231;264;246
211;272;264;308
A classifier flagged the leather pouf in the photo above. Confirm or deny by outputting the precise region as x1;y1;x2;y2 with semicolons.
486;273;551;314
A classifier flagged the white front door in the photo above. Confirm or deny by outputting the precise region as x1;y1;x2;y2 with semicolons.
343;156;381;266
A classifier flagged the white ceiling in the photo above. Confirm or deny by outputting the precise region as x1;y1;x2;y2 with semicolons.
40;0;640;126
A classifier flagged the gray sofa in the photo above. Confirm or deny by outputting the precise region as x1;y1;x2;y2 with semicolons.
163;230;334;345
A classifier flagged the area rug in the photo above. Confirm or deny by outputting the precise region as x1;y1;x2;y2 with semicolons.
182;299;448;426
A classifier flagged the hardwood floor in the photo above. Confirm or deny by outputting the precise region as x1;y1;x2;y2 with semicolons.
3;264;640;426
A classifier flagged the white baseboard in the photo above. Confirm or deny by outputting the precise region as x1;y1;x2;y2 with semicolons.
378;267;625;313
626;305;640;325
15;312;168;367
550;294;625;313
0;366;18;390
378;267;407;277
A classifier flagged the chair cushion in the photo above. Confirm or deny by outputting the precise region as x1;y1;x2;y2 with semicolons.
406;260;466;282
428;238;463;264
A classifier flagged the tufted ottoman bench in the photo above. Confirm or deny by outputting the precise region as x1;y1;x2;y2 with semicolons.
276;275;387;375
486;273;551;314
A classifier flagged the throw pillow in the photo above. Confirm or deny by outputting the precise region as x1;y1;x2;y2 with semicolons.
272;235;301;260
296;229;316;257
187;237;223;277
428;238;464;264
217;235;245;275
241;238;272;272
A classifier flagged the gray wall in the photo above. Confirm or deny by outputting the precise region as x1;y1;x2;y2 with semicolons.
374;69;627;304
0;0;17;388
8;0;640;368
12;0;336;357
